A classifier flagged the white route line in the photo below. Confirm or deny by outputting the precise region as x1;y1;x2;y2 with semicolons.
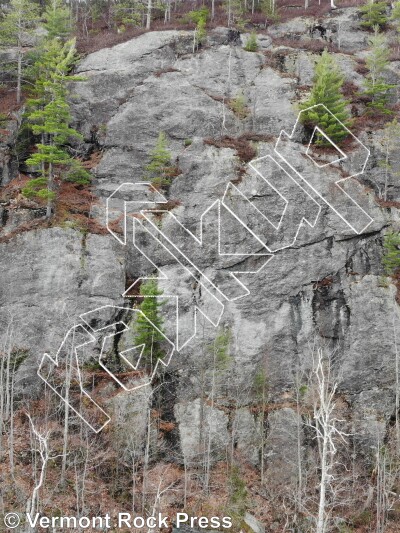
274;104;372;235
39;105;373;432
38;324;111;433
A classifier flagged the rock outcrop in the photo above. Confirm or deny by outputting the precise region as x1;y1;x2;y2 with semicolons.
1;11;400;483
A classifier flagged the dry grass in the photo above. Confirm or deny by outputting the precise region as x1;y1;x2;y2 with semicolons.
352;111;397;133
204;133;276;184
204;136;257;163
54;181;109;235
375;198;400;209
355;58;368;76
272;35;340;53
76;26;147;55
74;0;367;56
342;80;359;98
0;175;109;242
0;87;21;115
204;133;274;161
275;0;365;22
0;369;397;532
0;218;50;243
154;67;181;77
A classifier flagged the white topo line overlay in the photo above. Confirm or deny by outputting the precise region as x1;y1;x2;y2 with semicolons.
39;106;373;432
275;104;372;235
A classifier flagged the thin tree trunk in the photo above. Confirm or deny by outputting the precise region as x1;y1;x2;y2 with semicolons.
17;47;22;105
183;458;188;507
46;161;53;218
9;362;15;479
146;0;152;29
316;430;328;533
295;383;303;514
61;337;73;485
142;407;151;514
132;455;136;513
204;348;217;492
394;310;400;453
384;145;389;201
27;416;50;525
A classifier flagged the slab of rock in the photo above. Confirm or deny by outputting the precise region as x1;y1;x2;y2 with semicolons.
174;398;230;465
0;228;125;392
233;407;260;466
265;407;304;488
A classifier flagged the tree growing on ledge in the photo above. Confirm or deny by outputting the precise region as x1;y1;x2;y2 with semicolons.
145;131;172;188
134;279;165;371
299;50;351;146
363;28;395;115
382;231;400;276
23;39;90;218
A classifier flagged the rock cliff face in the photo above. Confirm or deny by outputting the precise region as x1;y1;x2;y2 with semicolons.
1;7;400;487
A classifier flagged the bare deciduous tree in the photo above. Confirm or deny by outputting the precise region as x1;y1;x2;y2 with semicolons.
307;349;348;533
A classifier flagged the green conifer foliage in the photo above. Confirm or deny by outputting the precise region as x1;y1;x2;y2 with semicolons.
112;1;142;31
212;328;232;370
134;280;165;368
23;39;90;216
195;16;207;47
359;0;388;30
299;50;351;145
44;0;73;41
383;232;400;275
244;31;259;52
364;29;395;114
145;132;172;188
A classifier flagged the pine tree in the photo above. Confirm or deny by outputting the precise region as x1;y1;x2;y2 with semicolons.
23;39;90;217
244;31;259;52
195;15;207;48
134;280;165;368
0;0;39;104
145;131;172;188
364;28;395;114
359;0;388;30
184;7;209;50
44;0;73;41
212;328;232;370
299;50;351;145
184;6;209;24
112;0;142;31
382;231;400;275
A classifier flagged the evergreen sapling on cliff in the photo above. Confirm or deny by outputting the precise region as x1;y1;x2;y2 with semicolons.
299;50;351;146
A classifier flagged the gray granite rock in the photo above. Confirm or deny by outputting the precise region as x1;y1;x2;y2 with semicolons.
174;398;230;465
265;407;304;487
0;228;125;392
1;19;399;470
